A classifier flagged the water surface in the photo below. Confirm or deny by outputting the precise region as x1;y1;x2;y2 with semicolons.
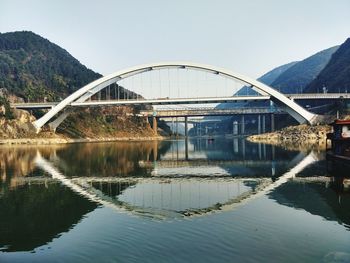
0;138;349;262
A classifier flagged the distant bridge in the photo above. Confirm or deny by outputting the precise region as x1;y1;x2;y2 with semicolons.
138;159;290;169
140;107;282;118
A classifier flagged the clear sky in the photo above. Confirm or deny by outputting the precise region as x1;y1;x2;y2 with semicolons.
1;0;350;78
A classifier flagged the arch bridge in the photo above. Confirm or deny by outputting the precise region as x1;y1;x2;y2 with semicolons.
32;62;318;132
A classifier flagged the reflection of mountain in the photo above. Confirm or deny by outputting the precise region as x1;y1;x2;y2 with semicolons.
0;145;65;188
0;183;97;252
91;181;135;197
0;147;37;180
54;141;171;178
268;181;350;230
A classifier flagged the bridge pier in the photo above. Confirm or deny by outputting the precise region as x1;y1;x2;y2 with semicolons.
152;116;158;134
241;139;246;159
262;115;266;133
152;141;158;162
176;117;178;137
233;121;238;135
48;109;72;132
271;113;275;132
257;115;261;134
233;138;239;153
185;116;188;137
240;115;245;135
185;138;189;160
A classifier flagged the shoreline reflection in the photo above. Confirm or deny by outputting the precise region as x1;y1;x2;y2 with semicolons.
0;138;349;254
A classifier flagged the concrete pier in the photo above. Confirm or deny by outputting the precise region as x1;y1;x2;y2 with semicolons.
262;115;266;133
152;116;158;134
241;115;245;135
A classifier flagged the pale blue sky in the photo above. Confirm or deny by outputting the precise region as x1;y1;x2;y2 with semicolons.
1;0;350;78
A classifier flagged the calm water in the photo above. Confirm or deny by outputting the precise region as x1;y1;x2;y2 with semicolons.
0;138;349;263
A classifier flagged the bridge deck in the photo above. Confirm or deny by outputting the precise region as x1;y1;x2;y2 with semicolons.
11;93;350;110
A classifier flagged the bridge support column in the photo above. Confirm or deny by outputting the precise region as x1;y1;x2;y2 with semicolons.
184;117;188;137
152;117;158;134
176;117;178;137
152;141;158;162
107;85;111;100
262;115;266;133
233;138;239;153
172;118;175;137
48;109;72;132
258;115;261;134
242;139;246;159
240;115;245;135
271;113;275;132
233;121;238;135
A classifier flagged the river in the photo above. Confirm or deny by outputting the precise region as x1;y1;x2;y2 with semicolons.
0;138;349;263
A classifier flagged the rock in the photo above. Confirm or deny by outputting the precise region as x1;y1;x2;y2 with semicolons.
247;124;332;150
13;109;36;123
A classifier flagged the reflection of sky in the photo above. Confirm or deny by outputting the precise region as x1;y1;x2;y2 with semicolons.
3;142;350;261
118;180;252;211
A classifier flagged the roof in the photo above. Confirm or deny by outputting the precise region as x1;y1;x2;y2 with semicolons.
331;119;350;126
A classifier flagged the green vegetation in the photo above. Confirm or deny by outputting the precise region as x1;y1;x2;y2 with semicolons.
0;95;13;119
0;31;165;139
0;31;101;102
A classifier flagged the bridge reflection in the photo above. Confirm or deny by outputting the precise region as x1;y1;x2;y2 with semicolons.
1;140;350;253
34;151;316;219
142;138;304;178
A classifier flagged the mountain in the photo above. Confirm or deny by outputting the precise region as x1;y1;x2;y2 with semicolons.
216;61;298;111
271;46;339;94
217;45;339;111
235;61;298;96
0;31;101;102
305;38;350;93
204;45;341;135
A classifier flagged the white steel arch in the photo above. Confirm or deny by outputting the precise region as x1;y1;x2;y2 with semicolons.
32;61;317;131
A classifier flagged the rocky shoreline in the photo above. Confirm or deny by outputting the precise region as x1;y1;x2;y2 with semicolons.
0;135;165;145
0;108;165;145
247;124;332;150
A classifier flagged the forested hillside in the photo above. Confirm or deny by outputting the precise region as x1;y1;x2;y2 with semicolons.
0;31;101;102
0;31;163;140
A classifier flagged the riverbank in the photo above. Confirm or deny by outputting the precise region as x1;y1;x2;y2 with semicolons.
0;135;165;145
247;124;331;150
0;107;167;145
